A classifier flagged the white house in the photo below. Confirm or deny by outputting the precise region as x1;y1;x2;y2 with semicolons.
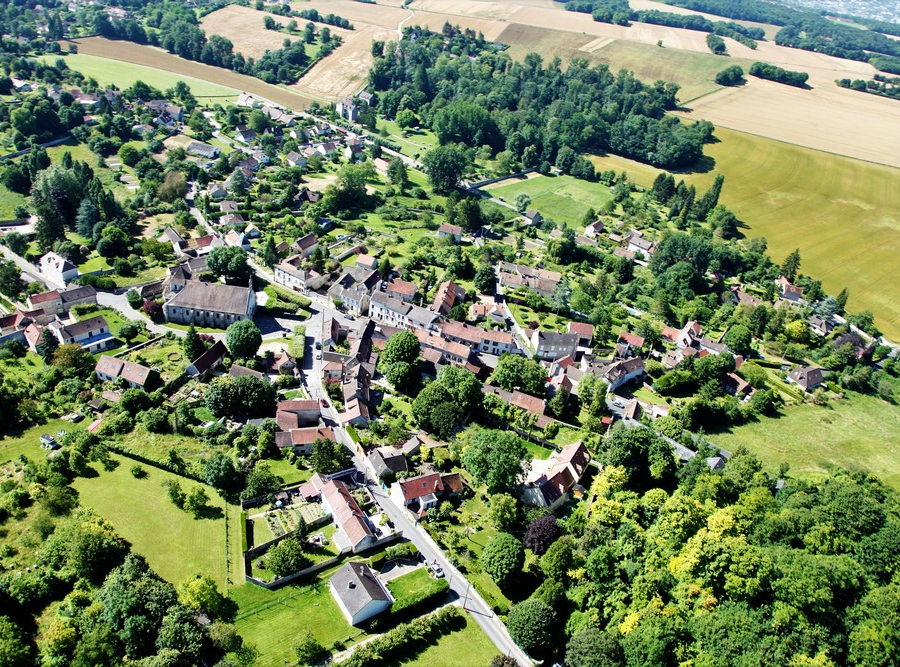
39;252;79;285
329;562;393;626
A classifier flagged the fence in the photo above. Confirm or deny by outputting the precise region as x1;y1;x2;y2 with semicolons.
245;555;341;590
465;167;537;190
0;134;72;161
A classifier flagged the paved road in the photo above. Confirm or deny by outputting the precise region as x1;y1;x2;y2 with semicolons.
0;245;59;290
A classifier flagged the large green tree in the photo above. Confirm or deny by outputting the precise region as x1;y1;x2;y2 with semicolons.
461;429;529;493
490;354;546;396
480;532;524;588
226;319;262;359
207;246;252;283
506;598;557;658
423;145;468;193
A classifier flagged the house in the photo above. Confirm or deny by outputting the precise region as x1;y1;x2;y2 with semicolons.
327;267;380;315
440;320;515;356
276;399;321;430
95;355;159;390
207;183;228;200
415;330;480;374
723;372;752;397
58;285;97;313
236;92;259;108
385;278;416;302
367;446;408;480
372;157;390;175
833;331;874;361
809;316;834;337
233;124;257;144
532;330;579;362
369;292;439;331
522;442;591;509
776;276;804;303
600;356;645;392
437;223;463;243
27;290;62;314
190;234;226;257
39;252;79;285
50;315;113;353
285;151;307;168
336;97;358;122
186;340;228;377
625;230;655;258
273;255;326;292
329;562;393;626
164;281;256;328
497;263;562;298
788;365;826;392
730;287;764;308
431;280;465;316
224;230;250;250
229;364;268;382
316;141;338;157
617;331;645;358
355;254;378;271
219;213;245;227
523;209;543;226
568;322;595;348
186;141;220;160
343;143;365;161
358;91;374;106
584;220;605;238
390;472;466;516
320;479;376;554
274;426;335;455
166;256;208;293
145;100;183;121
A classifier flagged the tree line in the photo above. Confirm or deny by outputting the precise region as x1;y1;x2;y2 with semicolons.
748;61;809;88
837;74;900;101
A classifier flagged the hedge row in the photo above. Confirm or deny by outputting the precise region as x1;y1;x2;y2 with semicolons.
343;606;462;667
375;578;450;629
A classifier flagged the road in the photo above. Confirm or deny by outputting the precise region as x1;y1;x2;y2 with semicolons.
0;245;59;290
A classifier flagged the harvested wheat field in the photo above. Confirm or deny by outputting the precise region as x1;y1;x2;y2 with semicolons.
200;5;350;60
290;0;410;31
680;75;900;168
291;25;386;100
72;37;315;109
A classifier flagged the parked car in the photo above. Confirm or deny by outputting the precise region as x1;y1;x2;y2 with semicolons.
320;398;329;408
315;341;322;350
430;563;444;578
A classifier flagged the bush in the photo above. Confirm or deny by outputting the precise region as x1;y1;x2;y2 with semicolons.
343;607;462;667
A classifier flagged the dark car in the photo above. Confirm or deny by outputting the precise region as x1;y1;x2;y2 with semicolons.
320;398;329;408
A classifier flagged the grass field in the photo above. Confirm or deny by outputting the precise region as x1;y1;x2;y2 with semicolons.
38;53;240;104
387;567;432;601
0;417;75;465
0;185;27;220
712;393;900;490
395;612;498;666
486;174;613;226
72;455;227;584
231;570;366;667
588;126;900;340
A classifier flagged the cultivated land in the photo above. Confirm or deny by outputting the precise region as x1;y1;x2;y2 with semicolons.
588;127;900;340
290;25;385;100
486;173;614;226
69;37;315;109
37;53;240;103
72;456;228;584
713;393;900;490
199;5;352;61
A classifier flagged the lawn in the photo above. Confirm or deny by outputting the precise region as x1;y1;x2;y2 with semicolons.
487;174;614;226
37;53;241;104
73;306;126;336
0;183;27;220
117;425;217;470
394;613;498;666
711;392;900;490
265;457;312;486
376;119;438;158
590;126;900;341
72;455;228;584
0;417;78;466
524;439;554;461
386;567;433;602
128;339;187;382
40;139;130;199
231;568;367;667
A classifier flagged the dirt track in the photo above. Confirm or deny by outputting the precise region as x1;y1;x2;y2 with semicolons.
71;37;317;109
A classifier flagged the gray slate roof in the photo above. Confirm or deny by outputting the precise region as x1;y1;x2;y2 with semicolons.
330;562;392;617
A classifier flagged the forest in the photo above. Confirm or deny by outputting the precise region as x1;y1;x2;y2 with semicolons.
367;27;712;170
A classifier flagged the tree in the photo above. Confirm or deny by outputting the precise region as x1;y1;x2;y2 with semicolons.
185;486;210;518
781;248;801;281
540;537;573;581
461;429;529;493
566;628;625;667
514;193;531;213
715;64;745;86
395;108;417;129
490;354;546;396
437;365;482;412
723;324;753;356
226;319;262;359
204;452;238;492
524;515;562;555
310;439;350;474
602;427;677;493
207;245;252;282
387;157;408;189
322;162;375;213
423;145;468;193
242;461;284;500
385;360;418;393
36;329;59;364
182;325;206;361
117;320;144;344
382;330;420;366
490;657;520;667
488;493;518;532
3;232;28;256
226;167;248;193
480;532;524;587
411;382;462;440
294;630;328;666
205;376;237;417
0;260;23;299
474;263;496;294
267;537;309;577
156;605;206;663
506;598;556;658
178;575;233;621
52;344;94;376
0;616;35;667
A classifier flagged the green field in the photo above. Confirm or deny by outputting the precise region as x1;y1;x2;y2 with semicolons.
0;184;27;220
394;613;498;666
387;567;432;601
38;53;240;103
712;393;900;490
589;126;900;341
72;456;228;584
487;174;613;226
0;418;76;465
231;570;366;667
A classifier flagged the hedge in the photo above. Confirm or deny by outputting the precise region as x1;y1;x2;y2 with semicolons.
343;606;462;667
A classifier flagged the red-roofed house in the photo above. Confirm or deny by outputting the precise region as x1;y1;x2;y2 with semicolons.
437;223;462;243
567;321;594;347
522;441;592;509
320;479;376;553
274;426;335;455
390;472;466;516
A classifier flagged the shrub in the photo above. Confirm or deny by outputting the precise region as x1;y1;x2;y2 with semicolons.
343;607;462;667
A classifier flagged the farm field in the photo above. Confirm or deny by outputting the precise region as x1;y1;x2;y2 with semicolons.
588;127;900;340
72;455;228;584
69;37;314;110
291;25;385;100
37;53;240;104
199;5;352;61
712;393;900;491
486;173;613;225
